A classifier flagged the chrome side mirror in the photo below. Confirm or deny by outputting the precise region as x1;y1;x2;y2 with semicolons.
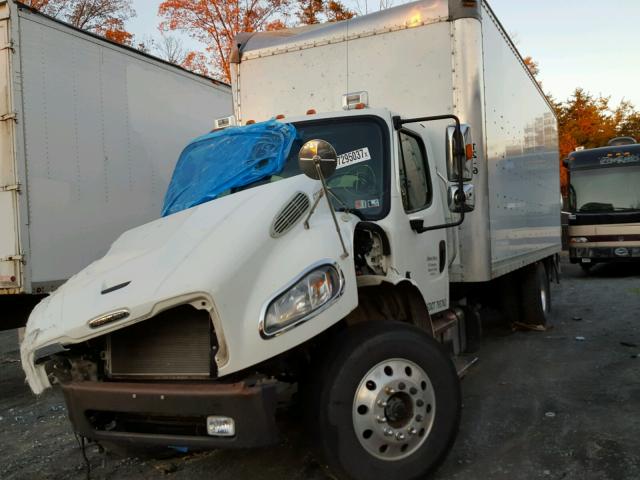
298;139;348;259
446;124;474;182
298;139;338;180
448;184;475;213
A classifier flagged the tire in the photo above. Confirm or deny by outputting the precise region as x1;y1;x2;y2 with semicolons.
520;262;551;326
308;321;461;480
580;263;592;274
498;271;521;325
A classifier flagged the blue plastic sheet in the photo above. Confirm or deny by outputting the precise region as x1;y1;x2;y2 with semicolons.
162;120;297;216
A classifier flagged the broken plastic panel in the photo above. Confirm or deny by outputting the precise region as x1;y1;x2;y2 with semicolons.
162;119;297;216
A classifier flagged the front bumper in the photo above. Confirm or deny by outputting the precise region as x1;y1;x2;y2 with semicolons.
569;246;640;263
62;380;278;449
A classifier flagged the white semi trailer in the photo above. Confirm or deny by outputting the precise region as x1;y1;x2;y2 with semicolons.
21;1;560;479
0;0;232;327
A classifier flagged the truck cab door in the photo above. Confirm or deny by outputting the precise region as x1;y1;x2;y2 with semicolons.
397;127;449;313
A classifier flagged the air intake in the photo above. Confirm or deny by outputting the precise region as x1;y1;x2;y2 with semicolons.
270;192;310;238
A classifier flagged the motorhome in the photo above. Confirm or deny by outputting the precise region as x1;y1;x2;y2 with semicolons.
567;141;640;271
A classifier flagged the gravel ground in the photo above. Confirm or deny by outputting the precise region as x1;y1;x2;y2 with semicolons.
1;259;639;480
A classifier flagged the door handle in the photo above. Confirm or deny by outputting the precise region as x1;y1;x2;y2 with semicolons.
410;219;427;233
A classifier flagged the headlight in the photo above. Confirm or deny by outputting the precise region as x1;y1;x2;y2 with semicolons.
262;264;342;337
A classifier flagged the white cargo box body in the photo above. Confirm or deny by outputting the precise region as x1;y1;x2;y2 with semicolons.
0;0;232;295
231;0;560;282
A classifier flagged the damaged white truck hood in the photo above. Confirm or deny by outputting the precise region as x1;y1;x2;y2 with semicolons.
22;175;360;393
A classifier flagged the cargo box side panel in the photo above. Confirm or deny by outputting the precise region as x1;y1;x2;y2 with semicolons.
18;11;231;290
0;3;22;293
481;5;560;277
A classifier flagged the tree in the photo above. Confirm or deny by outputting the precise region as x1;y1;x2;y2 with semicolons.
22;0;135;45
353;0;393;15
556;88;617;158
523;56;539;78
613;99;640;141
298;0;353;23
159;0;354;82
155;34;188;64
181;51;212;77
159;0;291;81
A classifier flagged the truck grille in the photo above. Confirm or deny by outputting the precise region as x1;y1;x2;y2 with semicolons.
106;305;214;379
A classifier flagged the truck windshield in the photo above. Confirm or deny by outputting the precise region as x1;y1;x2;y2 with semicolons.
232;116;390;220
290;116;390;219
164;116;390;219
571;166;640;212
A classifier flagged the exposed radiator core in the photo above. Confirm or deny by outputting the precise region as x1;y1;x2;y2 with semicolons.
106;305;213;379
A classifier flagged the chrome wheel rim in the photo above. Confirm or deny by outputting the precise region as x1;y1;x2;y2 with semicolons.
352;358;436;461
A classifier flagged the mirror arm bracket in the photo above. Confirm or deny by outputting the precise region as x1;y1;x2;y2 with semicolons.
393;114;467;233
315;160;349;259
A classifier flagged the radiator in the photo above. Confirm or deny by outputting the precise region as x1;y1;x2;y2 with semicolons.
106;305;213;379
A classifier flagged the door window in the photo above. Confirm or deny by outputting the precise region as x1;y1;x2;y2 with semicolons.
398;131;432;212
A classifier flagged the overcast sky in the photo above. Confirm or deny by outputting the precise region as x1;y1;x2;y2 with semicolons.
129;0;640;107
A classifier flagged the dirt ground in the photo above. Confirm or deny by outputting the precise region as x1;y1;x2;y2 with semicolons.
1;258;639;480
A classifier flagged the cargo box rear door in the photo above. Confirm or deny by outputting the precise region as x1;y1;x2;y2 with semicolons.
0;5;22;293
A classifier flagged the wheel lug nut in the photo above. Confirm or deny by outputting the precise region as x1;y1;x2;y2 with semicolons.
376;415;387;423
408;427;417;435
383;427;394;437
396;432;406;441
398;382;406;390
377;400;387;408
410;387;417;395
417;399;424;407
385;386;395;395
416;415;423;422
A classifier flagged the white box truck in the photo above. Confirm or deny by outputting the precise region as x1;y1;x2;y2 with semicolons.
21;1;560;479
0;0;232;327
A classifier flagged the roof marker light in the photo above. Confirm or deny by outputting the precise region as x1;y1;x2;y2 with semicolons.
246;120;256;125
213;115;236;130
275;114;285;120
342;91;369;110
306;109;317;115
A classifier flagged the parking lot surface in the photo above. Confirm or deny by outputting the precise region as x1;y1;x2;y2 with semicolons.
1;260;639;479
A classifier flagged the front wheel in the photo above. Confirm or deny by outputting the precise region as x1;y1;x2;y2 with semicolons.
309;322;461;480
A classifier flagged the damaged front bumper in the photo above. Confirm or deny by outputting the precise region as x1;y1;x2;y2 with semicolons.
62;380;279;449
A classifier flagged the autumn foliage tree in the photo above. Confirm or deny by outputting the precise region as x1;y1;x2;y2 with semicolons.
298;0;354;23
22;0;135;45
159;0;355;82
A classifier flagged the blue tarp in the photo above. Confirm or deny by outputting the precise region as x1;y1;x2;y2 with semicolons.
162;120;297;216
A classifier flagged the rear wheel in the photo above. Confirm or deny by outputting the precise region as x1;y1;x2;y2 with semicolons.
310;322;460;480
520;262;551;326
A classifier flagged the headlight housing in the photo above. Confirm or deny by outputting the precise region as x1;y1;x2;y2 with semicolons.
262;264;342;337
